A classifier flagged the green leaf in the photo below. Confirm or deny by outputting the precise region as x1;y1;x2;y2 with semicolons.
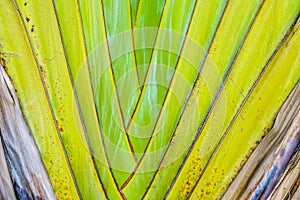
133;0;165;82
0;0;299;199
0;1;80;199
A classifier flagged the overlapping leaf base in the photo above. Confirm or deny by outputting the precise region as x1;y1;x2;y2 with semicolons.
0;0;299;199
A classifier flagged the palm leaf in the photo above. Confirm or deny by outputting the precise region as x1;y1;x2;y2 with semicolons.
224;75;300;199
0;64;56;199
0;0;299;199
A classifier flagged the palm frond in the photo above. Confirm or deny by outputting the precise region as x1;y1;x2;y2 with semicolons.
0;0;299;199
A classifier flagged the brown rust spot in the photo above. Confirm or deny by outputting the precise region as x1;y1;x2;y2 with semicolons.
0;44;6;67
180;149;204;198
1;57;6;67
39;66;47;80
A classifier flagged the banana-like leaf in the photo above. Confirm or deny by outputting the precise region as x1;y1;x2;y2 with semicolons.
0;0;299;199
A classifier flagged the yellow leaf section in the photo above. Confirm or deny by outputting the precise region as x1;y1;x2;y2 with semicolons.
122;0;228;199
12;0;107;199
51;1;122;199
190;21;300;200
127;0;197;156
143;0;229;152
0;1;79;199
127;0;227;158
51;0;86;79
142;0;262;198
166;0;300;199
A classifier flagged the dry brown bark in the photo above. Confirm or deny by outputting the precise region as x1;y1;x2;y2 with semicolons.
223;81;300;200
0;64;56;200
